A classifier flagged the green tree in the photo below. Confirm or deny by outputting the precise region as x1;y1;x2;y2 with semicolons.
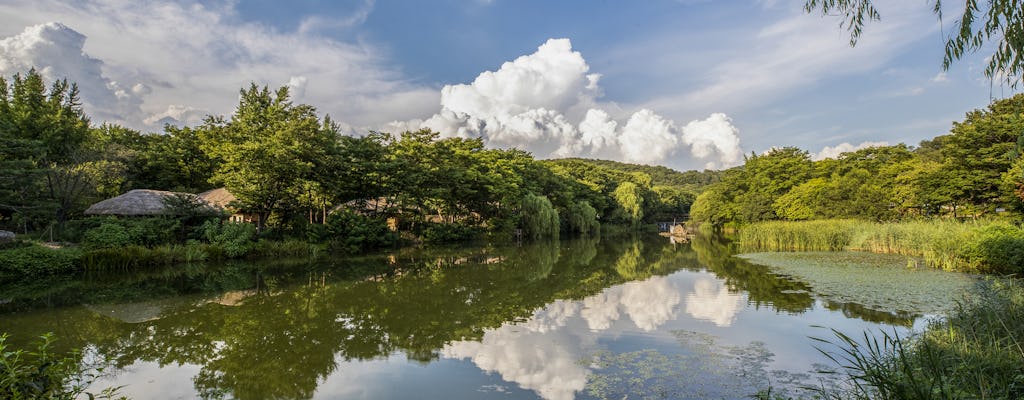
0;69;92;233
613;181;645;229
520;193;559;239
200;84;339;232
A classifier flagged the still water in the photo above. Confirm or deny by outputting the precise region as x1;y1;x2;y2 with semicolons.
0;234;976;399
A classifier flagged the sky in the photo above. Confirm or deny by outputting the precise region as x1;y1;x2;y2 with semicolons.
0;0;1018;171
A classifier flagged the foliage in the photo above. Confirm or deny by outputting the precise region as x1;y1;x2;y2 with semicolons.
520;193;560;240
740;219;1024;274
419;222;483;244
612;182;644;229
805;0;1024;86
566;200;600;235
201;220;256;258
199;84;341;231
0;244;79;280
814;278;1024;399
319;210;398;252
0;333;123;400
82;223;133;250
694;96;1024;227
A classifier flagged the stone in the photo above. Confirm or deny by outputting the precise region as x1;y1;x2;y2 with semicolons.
0;230;14;243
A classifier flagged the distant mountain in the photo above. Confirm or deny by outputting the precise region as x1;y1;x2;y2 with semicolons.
547;158;722;190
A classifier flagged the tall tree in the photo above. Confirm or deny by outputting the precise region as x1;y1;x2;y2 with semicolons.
0;69;91;233
200;84;338;231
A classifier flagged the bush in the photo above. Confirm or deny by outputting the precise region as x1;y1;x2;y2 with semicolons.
420;222;482;243
322;210;397;252
81;223;132;250
202;220;256;258
0;244;79;279
960;223;1024;274
68;217;183;247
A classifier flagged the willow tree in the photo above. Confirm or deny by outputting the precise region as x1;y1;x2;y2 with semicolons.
520;193;559;240
613;182;644;229
566;200;600;235
805;0;1024;86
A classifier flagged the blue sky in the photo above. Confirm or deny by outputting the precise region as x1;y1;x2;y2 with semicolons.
0;0;1017;170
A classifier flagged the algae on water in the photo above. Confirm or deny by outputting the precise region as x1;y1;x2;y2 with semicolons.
737;252;976;317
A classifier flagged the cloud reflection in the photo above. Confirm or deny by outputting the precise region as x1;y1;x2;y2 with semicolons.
685;278;745;327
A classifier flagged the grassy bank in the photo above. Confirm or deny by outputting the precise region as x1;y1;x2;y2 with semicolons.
0;239;324;281
738;219;1024;274
811;278;1024;399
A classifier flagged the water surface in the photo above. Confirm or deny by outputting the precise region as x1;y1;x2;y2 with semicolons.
0;234;975;399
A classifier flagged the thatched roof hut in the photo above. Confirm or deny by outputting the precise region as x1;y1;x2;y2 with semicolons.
85;189;211;216
198;187;258;223
198;187;238;212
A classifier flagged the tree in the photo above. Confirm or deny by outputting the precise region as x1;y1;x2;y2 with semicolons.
520;193;559;239
805;0;1024;85
0;69;92;233
613;182;645;229
200;84;339;232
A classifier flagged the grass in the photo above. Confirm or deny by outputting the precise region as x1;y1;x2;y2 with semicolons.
739;219;1024;274
810;278;1024;399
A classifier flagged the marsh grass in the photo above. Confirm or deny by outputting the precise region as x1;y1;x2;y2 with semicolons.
810;279;1024;399
739;219;1024;274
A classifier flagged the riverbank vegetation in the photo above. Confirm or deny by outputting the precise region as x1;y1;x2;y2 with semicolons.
739;219;1024;274
0;69;717;278
692;94;1024;229
811;278;1024;400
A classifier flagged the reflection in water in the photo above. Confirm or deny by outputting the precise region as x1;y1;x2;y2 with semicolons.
684;278;745;327
0;233;973;399
443;274;685;400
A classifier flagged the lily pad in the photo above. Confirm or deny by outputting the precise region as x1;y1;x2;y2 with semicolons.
737;252;977;316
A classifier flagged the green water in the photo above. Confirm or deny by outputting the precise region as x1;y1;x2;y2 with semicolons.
0;234;976;399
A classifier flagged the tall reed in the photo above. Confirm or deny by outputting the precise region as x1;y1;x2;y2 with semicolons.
811;278;1024;399
739;219;1024;274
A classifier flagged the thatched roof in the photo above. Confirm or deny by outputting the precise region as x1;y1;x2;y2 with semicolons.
85;189;215;216
198;187;238;211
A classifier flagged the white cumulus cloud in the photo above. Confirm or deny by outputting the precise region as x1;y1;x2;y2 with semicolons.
0;0;437;131
0;22;144;126
418;38;744;167
813;141;891;160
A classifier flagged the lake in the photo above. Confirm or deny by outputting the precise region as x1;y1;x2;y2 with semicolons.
0;233;976;399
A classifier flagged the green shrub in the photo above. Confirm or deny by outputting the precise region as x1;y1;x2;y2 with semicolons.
0;245;79;279
0;333;121;399
960;223;1024;274
420;222;482;243
201;220;256;258
81;223;132;250
322;210;398;252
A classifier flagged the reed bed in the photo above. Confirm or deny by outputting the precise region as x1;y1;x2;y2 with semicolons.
739;219;1024;274
811;278;1024;399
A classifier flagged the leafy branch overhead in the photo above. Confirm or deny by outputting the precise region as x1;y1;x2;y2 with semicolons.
805;0;1024;86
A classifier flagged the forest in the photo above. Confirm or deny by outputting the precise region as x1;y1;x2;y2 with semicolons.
691;94;1024;226
0;69;721;277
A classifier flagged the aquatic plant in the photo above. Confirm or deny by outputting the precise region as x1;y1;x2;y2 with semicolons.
812;278;1024;399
